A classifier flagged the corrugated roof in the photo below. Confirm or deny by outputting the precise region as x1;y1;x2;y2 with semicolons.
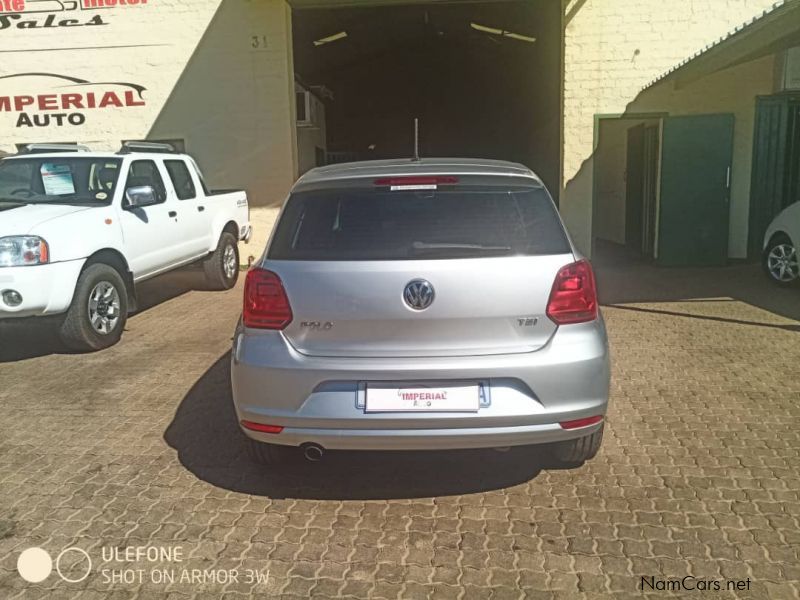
643;0;796;89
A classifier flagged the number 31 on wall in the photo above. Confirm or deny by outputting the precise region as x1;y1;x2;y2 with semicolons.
251;35;268;50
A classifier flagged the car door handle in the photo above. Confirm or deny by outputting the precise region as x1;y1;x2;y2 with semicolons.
168;211;177;218
197;206;205;212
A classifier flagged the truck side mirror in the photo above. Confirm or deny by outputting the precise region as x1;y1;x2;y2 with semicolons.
125;185;158;209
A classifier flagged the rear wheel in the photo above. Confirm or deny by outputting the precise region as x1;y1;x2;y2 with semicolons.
551;424;604;466
245;438;299;466
59;263;128;351
204;232;240;290
763;234;799;287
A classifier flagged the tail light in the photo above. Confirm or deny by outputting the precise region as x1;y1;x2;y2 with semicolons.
243;268;293;329
241;420;284;434
546;259;598;325
560;415;603;430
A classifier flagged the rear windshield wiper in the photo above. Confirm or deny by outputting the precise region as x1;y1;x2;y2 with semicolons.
410;241;513;255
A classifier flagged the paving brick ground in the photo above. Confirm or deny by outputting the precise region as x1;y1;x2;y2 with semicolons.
0;259;798;599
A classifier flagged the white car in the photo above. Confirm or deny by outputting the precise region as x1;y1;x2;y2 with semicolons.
763;201;800;286
0;143;251;350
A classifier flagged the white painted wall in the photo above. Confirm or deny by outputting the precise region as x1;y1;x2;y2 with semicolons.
593;120;628;245
0;0;298;253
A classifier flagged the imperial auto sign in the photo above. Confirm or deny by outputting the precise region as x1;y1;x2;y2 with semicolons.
0;74;147;128
0;1;151;128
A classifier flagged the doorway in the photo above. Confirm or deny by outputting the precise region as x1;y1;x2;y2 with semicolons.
291;1;562;197
592;116;661;262
625;122;660;258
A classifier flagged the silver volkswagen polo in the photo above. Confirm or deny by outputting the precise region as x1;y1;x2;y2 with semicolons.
231;159;610;465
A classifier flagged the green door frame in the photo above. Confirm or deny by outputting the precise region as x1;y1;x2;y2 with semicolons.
590;113;667;258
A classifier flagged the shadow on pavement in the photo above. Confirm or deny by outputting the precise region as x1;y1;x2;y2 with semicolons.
593;242;800;324
604;303;800;332
0;269;204;363
165;353;547;500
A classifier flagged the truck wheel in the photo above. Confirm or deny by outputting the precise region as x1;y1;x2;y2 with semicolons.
763;234;799;287
59;263;128;352
551;424;604;467
204;232;239;290
245;438;299;466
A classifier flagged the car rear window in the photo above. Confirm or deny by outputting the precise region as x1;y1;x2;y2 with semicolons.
268;184;571;261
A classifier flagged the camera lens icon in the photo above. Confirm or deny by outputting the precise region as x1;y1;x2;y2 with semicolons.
17;547;92;584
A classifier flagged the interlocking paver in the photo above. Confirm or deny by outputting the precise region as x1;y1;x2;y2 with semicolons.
0;262;799;599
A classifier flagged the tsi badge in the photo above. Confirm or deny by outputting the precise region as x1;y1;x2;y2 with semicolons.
301;321;333;331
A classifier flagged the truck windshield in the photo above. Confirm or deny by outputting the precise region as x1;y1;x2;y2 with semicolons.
0;157;122;206
269;185;571;261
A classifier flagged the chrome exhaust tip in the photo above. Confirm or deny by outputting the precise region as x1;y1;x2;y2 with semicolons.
302;444;324;462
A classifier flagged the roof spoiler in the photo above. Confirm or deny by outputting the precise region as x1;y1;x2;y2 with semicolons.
20;144;91;154
119;141;177;154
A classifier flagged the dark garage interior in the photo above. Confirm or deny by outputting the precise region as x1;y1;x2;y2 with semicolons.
292;0;562;197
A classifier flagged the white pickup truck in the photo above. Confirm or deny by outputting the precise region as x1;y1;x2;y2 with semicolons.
0;143;251;350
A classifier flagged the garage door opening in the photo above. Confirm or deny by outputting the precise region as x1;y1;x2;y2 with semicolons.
291;1;562;198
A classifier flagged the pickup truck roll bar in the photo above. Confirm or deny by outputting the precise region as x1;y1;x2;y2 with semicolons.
119;141;177;154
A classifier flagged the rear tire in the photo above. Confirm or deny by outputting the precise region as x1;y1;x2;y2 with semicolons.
203;232;240;290
552;424;604;466
763;234;799;287
245;438;299;466
59;263;128;352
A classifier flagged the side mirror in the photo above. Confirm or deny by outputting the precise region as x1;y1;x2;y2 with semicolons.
125;185;158;209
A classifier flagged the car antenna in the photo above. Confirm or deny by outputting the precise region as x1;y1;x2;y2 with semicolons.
412;118;421;162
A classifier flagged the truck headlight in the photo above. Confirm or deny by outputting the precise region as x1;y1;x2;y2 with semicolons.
0;236;50;267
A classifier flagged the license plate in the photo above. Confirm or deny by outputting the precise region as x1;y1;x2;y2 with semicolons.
365;383;481;413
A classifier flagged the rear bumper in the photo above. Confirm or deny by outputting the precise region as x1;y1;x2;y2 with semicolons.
0;260;84;319
231;318;610;451
241;420;604;451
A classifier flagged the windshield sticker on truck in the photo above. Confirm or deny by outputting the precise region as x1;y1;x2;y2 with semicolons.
41;163;76;196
